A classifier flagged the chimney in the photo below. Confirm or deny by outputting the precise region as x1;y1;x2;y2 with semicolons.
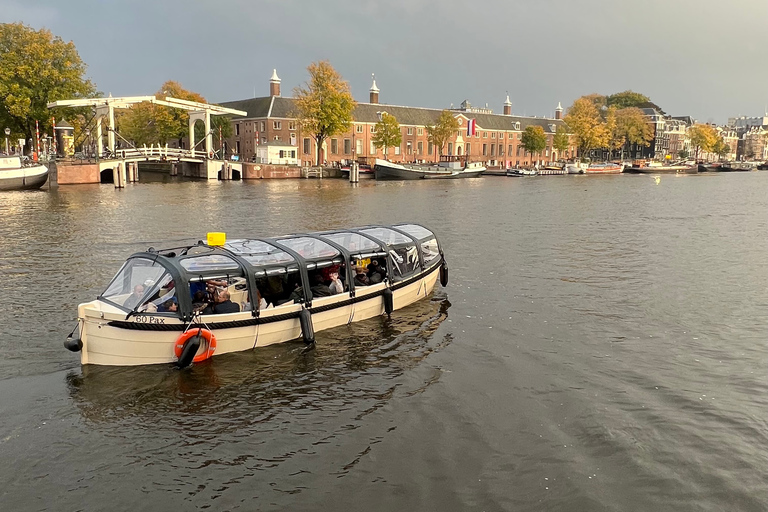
503;94;512;116
370;73;379;104
555;102;563;120
269;69;281;97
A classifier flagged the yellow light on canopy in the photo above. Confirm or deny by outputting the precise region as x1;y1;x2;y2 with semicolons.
207;232;226;246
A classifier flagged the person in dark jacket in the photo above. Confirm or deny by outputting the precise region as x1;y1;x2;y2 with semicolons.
203;288;240;314
310;273;332;297
353;265;370;287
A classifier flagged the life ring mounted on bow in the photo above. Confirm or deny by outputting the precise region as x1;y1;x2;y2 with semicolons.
174;328;216;365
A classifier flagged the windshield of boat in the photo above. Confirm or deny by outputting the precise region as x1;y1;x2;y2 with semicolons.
101;257;168;309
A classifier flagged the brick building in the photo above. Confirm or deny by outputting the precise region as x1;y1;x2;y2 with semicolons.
220;71;574;168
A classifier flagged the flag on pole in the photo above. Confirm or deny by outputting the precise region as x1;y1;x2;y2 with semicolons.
467;118;476;137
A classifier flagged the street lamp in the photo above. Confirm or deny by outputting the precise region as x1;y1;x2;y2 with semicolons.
4;127;9;155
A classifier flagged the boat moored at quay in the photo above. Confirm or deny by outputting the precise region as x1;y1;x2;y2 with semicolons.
374;158;486;180
65;224;448;367
624;162;698;174
0;156;49;191
585;162;623;174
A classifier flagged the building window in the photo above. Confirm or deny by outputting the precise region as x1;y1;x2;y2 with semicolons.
236;141;240;154
235;124;240;136
498;144;503;156
394;145;400;155
261;137;267;144
356;139;362;155
356;125;363;133
483;132;488;138
407;141;412;155
303;138;311;154
417;141;423;155
428;142;433;155
447;143;453;155
466;142;471;155
407;127;413;135
498;132;503;139
490;144;495;156
483;144;487;156
289;121;296;130
273;121;282;130
273;136;280;141
508;145;513;155
491;132;496;139
515;122;520;130
370;125;376;133
370;141;376;154
417;127;423;136
344;139;351;154
260;121;265;131
331;138;338;154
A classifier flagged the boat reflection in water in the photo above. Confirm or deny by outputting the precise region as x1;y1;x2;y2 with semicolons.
66;294;451;430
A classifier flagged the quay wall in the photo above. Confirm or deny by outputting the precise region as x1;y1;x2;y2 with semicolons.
242;163;301;179
51;161;100;185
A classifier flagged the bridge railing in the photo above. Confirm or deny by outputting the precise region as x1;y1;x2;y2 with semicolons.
103;145;211;161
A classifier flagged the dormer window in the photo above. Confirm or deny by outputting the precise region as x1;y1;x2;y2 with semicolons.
514;122;521;130
549;124;556;132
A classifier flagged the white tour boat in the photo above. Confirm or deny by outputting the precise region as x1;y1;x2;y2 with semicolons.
65;224;448;367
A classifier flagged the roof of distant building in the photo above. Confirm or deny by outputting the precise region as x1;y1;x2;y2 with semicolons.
220;96;565;133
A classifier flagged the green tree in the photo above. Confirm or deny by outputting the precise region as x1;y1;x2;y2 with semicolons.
612;107;653;160
521;125;547;164
371;112;402;160
0;23;97;143
688;124;718;161
563;97;611;158
678;149;689;159
712;137;729;161
606;90;651;109
293;61;356;165
426;110;459;161
118;80;207;147
553;125;570;156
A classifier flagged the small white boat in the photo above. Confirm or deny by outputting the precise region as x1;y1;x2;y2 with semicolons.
506;168;538;177
66;224;448;367
0;156;49;191
585;162;623;174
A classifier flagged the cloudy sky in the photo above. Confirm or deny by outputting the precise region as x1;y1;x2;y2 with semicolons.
3;0;767;123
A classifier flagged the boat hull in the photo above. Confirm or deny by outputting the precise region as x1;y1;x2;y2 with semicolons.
624;166;697;174
78;263;441;366
0;165;49;191
374;160;485;180
585;164;623;174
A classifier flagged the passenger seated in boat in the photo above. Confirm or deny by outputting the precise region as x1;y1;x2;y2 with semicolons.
284;282;304;304
328;271;344;295
367;260;386;284
353;265;370;287
310;273;332;297
203;288;240;314
158;299;178;313
123;284;145;310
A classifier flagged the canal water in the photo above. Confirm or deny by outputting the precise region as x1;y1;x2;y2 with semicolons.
0;173;767;511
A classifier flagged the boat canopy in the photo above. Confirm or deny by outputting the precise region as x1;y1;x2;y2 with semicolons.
98;224;442;321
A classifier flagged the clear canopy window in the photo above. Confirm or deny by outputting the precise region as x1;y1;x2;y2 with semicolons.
389;246;421;280
394;224;434;240
225;239;295;267
101;257;168;308
420;239;440;266
137;272;178;314
180;254;240;272
321;232;381;253
277;237;340;260
360;227;412;246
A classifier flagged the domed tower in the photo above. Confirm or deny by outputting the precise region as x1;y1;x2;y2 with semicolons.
370;74;380;104
269;69;281;97
503;94;512;116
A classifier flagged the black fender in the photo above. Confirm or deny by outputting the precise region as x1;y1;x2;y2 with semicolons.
299;307;315;345
176;334;201;368
382;287;394;318
64;337;82;352
440;259;448;287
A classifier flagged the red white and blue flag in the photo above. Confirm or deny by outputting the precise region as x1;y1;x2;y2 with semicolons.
466;118;476;137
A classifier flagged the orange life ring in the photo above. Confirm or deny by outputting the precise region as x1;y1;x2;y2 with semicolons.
174;328;216;363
